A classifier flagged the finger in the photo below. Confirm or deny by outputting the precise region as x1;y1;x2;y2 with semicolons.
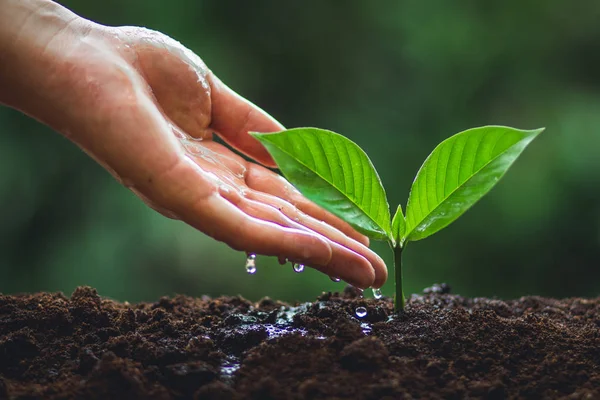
245;190;387;288
144;157;331;264
190;192;348;274
207;74;283;167
123;28;282;164
244;163;370;247
228;194;377;288
138;152;375;287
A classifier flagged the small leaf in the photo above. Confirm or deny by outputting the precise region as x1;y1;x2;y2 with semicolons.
252;128;392;240
404;126;543;242
391;205;405;247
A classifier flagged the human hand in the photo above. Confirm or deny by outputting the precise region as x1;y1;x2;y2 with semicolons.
0;2;387;288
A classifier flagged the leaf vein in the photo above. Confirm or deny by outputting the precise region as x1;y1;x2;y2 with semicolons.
264;133;386;235
407;132;526;239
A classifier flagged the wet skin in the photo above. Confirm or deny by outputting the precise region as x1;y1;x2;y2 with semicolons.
0;0;387;288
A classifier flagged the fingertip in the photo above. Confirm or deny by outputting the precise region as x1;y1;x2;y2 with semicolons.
371;276;386;290
357;234;370;247
327;245;376;289
370;254;388;289
349;264;376;290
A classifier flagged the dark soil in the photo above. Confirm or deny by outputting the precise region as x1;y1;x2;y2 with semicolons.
1;285;599;399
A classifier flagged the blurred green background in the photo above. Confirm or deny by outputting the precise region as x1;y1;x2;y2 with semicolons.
1;0;599;303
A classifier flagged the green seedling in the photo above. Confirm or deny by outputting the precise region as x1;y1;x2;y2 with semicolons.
252;126;543;311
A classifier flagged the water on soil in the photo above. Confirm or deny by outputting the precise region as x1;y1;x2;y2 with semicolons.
0;285;599;399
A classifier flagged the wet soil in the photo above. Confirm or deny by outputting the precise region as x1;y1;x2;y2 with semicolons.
0;285;599;399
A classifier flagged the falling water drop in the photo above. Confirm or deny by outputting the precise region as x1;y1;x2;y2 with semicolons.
330;276;341;282
349;285;364;298
355;306;367;318
372;288;383;299
245;254;257;275
293;263;305;273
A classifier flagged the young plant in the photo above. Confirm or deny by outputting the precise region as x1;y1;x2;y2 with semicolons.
252;126;543;311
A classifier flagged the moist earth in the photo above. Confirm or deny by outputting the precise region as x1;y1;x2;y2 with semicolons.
0;285;599;399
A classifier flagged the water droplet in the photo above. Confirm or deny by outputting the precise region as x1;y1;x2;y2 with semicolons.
372;288;383;299
355;306;367;318
349;285;364;298
245;254;256;274
330;276;341;282
293;263;305;273
278;256;288;265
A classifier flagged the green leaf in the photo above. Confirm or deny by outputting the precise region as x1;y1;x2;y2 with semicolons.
404;126;544;242
391;205;405;247
252;128;392;240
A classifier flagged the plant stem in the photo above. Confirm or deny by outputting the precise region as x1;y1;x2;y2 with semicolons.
393;244;405;311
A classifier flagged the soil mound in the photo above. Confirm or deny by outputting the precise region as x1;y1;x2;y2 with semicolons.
1;286;598;399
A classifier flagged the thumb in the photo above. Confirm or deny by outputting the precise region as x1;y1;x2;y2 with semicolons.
124;27;213;140
123;27;283;167
208;74;283;168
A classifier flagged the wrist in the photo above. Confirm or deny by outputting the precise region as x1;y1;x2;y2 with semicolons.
0;0;93;130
